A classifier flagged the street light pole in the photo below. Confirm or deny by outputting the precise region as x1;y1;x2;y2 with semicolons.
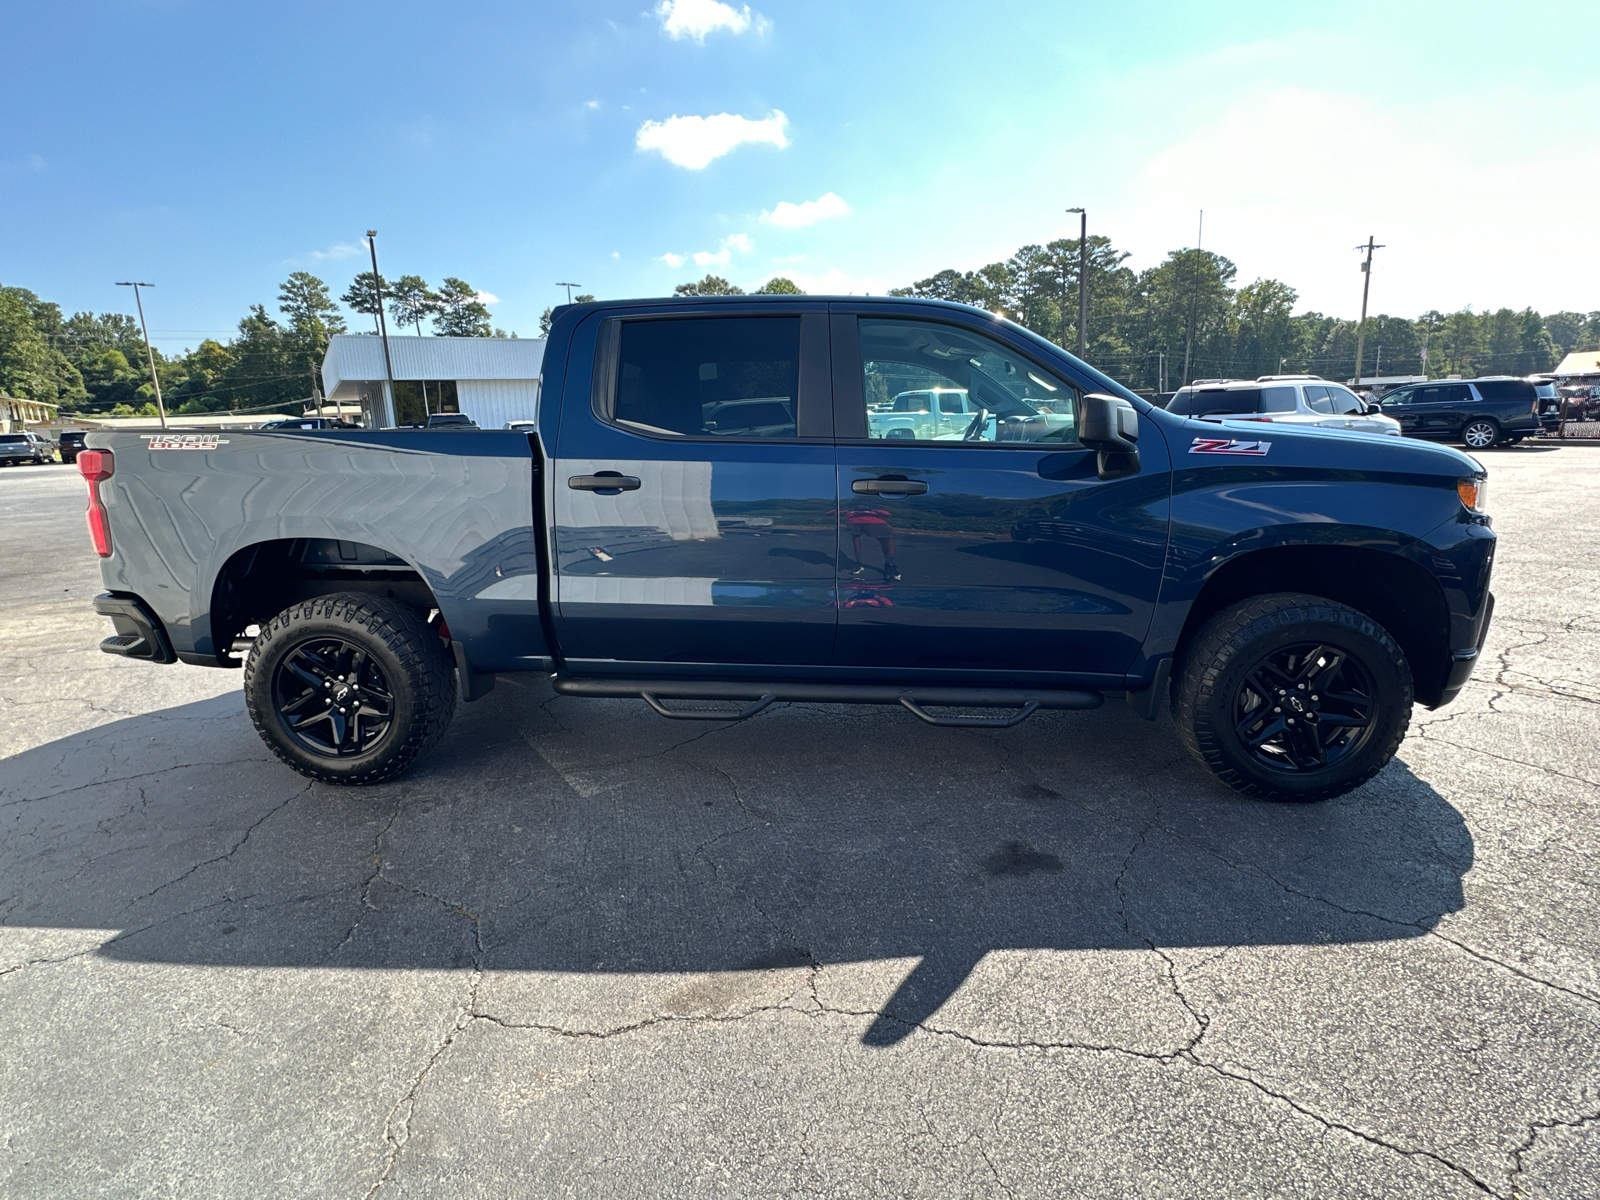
367;231;397;427
556;281;581;305
114;282;168;429
1066;208;1087;358
1352;236;1385;388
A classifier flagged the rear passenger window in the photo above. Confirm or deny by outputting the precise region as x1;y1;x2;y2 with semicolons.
612;317;800;438
1474;380;1536;402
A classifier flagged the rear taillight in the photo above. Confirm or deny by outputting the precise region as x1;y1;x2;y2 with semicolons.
78;450;114;557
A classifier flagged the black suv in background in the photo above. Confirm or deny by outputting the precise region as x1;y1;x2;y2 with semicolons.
56;430;88;463
1378;377;1543;448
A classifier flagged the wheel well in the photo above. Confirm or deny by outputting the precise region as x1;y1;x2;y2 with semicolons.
211;539;442;655
1173;545;1452;706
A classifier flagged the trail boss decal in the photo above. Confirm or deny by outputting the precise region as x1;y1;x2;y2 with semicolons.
143;434;229;451
1189;437;1271;456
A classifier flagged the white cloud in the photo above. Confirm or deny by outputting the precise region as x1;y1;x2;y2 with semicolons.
690;233;755;267
659;252;686;268
584;99;602;110
636;111;788;169
303;241;363;263
477;291;499;305
655;0;767;42
1113;85;1600;316
761;192;850;229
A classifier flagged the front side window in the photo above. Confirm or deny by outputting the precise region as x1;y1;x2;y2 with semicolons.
1302;385;1334;413
860;319;1077;444
612;317;800;439
1326;385;1366;415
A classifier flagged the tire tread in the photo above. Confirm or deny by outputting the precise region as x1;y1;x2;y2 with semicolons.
1174;592;1412;803
243;592;456;785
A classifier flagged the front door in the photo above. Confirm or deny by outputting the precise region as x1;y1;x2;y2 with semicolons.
830;312;1170;681
551;309;839;667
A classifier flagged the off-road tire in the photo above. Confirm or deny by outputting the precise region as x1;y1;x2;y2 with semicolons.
1174;592;1412;803
244;592;456;785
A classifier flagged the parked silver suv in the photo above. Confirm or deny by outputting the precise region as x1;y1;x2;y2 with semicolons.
1165;376;1401;435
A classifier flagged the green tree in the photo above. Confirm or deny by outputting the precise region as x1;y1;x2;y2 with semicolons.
341;271;387;328
673;275;745;296
0;285;86;405
387;274;439;336
1231;279;1302;379
1435;310;1485;377
754;277;803;295
432;277;492;336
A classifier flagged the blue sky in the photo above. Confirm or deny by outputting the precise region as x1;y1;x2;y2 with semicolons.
3;0;1596;353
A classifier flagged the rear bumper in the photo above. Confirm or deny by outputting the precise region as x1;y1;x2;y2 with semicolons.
1436;591;1494;707
93;593;178;664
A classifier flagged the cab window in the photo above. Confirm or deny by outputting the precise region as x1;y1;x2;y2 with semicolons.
612;317;800;438
1302;385;1334;413
860;319;1078;444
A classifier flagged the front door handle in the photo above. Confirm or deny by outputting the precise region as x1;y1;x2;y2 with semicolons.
569;472;641;492
852;477;927;495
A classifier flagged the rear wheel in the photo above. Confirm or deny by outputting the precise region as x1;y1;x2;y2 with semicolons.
1461;418;1499;449
244;593;456;785
1175;593;1412;802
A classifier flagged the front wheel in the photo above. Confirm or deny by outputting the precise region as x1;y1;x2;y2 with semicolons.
1461;419;1500;449
1175;593;1413;803
244;593;457;785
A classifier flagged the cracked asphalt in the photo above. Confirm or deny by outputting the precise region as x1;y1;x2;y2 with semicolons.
2;446;1598;1199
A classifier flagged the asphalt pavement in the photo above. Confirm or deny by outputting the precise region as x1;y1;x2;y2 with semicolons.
2;447;1598;1198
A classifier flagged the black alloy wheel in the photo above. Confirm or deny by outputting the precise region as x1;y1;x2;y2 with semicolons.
244;592;456;785
271;637;395;758
1175;592;1412;803
1231;642;1375;773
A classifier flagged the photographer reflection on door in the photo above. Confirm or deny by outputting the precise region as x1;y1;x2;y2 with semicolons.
843;504;900;581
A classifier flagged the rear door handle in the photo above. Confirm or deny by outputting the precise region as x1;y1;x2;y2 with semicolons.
569;473;641;492
852;477;927;495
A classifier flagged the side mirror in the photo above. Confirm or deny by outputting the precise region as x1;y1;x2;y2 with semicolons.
1079;393;1141;481
1366;402;1383;415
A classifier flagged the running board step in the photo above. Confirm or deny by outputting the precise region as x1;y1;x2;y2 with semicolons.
551;677;1102;727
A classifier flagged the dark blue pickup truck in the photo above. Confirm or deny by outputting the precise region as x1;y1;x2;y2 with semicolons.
81;295;1496;803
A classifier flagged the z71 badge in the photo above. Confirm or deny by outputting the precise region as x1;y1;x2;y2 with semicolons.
1189;437;1271;456
143;434;229;451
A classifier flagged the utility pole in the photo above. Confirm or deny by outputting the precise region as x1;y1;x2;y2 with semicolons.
114;282;168;429
556;281;582;305
367;231;397;427
1197;210;1203;251
1159;352;1167;394
1066;208;1088;358
1352;236;1385;389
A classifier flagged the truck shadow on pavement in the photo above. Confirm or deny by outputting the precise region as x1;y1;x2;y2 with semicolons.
1;678;1473;1047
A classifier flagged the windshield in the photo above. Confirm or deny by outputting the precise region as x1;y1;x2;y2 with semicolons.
0;435;28;444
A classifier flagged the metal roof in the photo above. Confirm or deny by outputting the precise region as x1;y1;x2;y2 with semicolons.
322;334;546;399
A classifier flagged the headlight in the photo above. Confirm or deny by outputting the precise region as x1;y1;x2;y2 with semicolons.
1457;477;1488;512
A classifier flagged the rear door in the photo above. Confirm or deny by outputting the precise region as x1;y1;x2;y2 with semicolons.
829;309;1170;681
550;306;839;667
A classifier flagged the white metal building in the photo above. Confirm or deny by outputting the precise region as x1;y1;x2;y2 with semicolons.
321;334;546;429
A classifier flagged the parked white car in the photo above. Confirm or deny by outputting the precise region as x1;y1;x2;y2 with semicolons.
1165;376;1401;436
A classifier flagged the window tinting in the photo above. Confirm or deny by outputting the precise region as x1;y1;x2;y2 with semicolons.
860;319;1077;444
613;317;800;438
1261;387;1298;413
1474;380;1536;402
1302;385;1333;413
1175;388;1262;416
1413;384;1472;405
